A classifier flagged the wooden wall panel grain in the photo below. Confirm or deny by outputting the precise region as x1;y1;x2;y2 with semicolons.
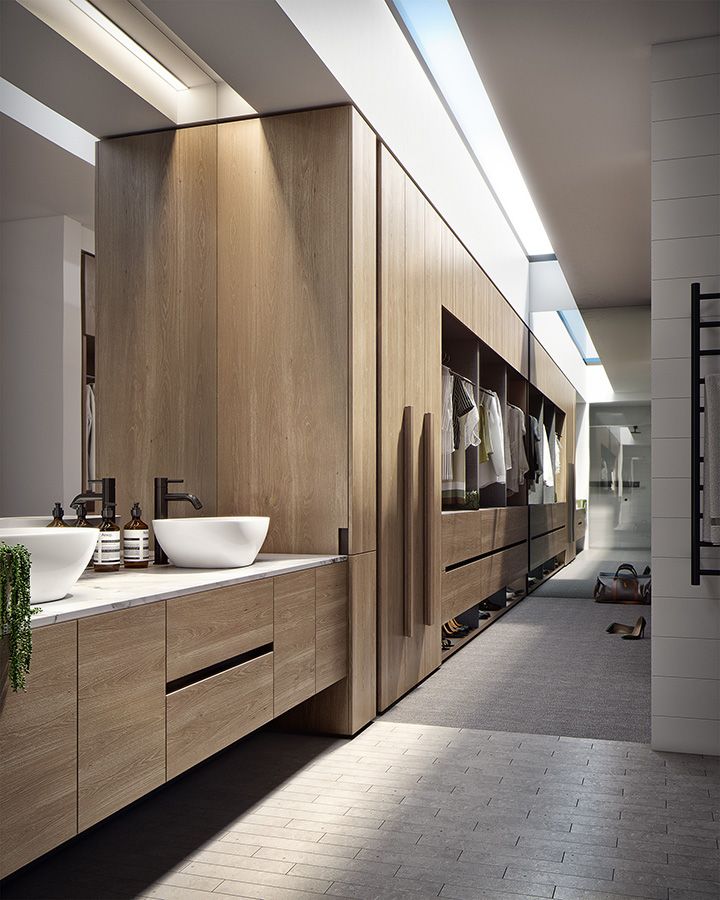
378;150;441;711
167;581;273;681
273;570;316;715
529;334;576;413
349;110;377;555
0;622;77;879
96;126;217;523
78;604;166;830
217;108;350;554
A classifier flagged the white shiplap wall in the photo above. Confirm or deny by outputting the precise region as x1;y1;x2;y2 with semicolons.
650;35;720;755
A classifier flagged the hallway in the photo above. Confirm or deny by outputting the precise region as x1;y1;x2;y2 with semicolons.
383;551;652;743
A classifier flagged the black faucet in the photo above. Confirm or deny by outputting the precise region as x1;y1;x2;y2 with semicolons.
153;477;203;565
71;477;116;513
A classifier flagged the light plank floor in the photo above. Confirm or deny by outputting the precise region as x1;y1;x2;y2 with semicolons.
4;721;719;900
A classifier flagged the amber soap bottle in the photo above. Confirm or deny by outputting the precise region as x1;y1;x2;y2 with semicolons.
123;502;149;568
47;502;69;527
94;505;121;572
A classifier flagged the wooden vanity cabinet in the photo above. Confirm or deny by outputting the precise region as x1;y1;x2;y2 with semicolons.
273;570;317;715
0;621;77;879
78;604;166;830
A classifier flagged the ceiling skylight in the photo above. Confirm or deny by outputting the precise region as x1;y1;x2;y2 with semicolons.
391;0;553;256
558;309;601;365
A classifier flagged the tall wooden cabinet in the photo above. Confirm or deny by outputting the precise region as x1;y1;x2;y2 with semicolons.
96;106;377;736
377;148;442;711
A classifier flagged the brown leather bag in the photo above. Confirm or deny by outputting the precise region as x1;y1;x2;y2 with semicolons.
594;564;651;604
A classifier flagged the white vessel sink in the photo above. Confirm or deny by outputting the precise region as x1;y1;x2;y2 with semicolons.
0;516;51;528
152;516;269;569
0;528;97;603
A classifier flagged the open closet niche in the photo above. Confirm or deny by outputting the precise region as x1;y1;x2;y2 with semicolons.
440;308;529;660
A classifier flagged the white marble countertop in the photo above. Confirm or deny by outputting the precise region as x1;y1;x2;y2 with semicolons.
32;553;346;628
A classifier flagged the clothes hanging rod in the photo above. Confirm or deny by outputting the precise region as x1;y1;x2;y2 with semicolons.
699;291;720;300
699;320;720;328
699;349;720;356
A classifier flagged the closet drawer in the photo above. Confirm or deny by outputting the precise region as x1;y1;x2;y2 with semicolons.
442;507;528;567
530;527;568;569
530;502;567;538
575;509;586;539
167;580;273;681
166;651;274;779
442;542;528;623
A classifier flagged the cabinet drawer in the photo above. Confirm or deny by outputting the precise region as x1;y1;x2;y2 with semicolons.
442;543;528;623
442;507;528;567
530;527;568;569
166;651;273;779
167;580;273;681
530;502;567;538
575;509;587;538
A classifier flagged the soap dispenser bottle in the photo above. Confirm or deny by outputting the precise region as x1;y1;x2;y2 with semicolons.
47;502;69;527
94;505;121;572
123;503;149;568
73;502;97;568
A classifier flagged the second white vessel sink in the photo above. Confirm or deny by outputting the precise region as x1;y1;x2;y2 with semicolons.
0;528;97;603
152;516;269;568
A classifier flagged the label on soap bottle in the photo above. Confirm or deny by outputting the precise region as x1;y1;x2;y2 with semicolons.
94;530;121;566
123;529;149;563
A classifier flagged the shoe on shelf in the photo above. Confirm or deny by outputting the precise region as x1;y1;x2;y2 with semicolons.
478;611;490;620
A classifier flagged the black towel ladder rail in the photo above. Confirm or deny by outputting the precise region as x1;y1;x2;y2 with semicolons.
691;282;720;584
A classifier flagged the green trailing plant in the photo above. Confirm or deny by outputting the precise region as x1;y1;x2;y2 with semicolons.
0;543;38;692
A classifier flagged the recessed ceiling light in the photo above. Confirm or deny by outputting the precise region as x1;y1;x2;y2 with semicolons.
68;0;188;92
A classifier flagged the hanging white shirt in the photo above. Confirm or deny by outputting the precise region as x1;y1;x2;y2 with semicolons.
477;391;506;488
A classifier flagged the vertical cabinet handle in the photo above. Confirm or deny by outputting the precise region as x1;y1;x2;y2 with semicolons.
423;412;435;627
403;406;414;638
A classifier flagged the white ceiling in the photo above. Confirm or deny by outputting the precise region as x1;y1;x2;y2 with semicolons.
140;0;348;114
0;112;95;227
449;0;720;309
582;306;651;398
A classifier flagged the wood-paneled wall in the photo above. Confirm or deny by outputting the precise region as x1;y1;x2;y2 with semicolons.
529;334;576;413
96;126;218;521
440;223;528;376
217;108;350;555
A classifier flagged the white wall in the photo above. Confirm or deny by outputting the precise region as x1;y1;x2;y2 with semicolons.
276;0;530;320
0;215;90;515
650;35;720;756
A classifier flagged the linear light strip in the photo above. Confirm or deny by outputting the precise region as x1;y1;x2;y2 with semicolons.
68;0;188;92
0;77;97;165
